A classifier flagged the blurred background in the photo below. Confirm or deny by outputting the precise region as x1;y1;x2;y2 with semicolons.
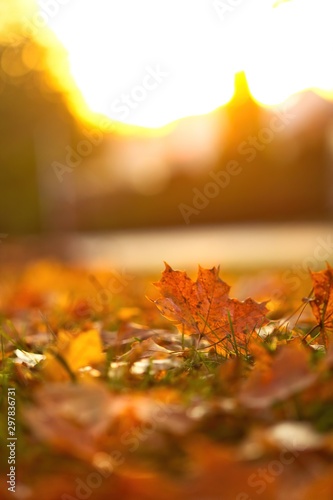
1;0;333;269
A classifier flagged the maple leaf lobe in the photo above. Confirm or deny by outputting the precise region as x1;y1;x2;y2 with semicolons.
152;264;268;355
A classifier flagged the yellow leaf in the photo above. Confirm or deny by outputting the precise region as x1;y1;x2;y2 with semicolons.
42;329;105;381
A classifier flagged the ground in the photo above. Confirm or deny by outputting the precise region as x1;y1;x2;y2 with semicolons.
1;256;333;500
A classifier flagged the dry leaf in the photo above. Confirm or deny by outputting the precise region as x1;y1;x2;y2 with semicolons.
239;343;317;409
23;383;112;461
41;329;105;381
310;264;333;348
119;337;173;364
152;263;268;355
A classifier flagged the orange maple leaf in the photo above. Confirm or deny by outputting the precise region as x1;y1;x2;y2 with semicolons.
152;264;268;355
310;264;333;348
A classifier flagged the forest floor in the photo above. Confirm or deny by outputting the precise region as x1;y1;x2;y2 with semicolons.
1;226;333;499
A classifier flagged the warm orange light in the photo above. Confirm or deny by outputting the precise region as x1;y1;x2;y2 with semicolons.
246;0;333;106
11;0;333;129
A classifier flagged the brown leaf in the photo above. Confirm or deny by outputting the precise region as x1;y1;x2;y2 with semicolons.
185;437;279;500
310;264;333;347
119;337;173;364
152;263;268;355
23;383;113;462
302;466;333;500
239;343;317;409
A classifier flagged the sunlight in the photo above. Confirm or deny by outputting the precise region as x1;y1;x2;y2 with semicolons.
246;0;333;105
35;0;333;128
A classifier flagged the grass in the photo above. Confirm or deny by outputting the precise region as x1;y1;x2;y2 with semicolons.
1;260;333;499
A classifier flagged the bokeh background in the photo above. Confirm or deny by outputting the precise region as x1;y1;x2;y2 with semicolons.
1;0;333;269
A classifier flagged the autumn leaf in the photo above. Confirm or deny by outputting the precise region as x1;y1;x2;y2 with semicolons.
41;329;105;381
119;337;173;364
23;383;113;462
238;342;317;409
6;258;333;500
185;437;279;500
310;264;333;348
152;264;268;355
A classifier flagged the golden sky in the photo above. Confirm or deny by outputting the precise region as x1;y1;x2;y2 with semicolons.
3;0;333;129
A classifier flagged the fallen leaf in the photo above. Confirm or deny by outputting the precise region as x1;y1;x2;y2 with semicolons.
41;329;105;381
302;467;333;500
185;437;279;500
310;264;333;347
238;343;317;409
265;421;324;451
119;337;173;364
23;383;113;461
13;348;44;367
152;263;268;355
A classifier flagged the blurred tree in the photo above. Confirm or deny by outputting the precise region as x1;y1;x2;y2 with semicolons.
0;34;78;233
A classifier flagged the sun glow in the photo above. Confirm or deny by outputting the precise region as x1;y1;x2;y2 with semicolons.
33;0;333;129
